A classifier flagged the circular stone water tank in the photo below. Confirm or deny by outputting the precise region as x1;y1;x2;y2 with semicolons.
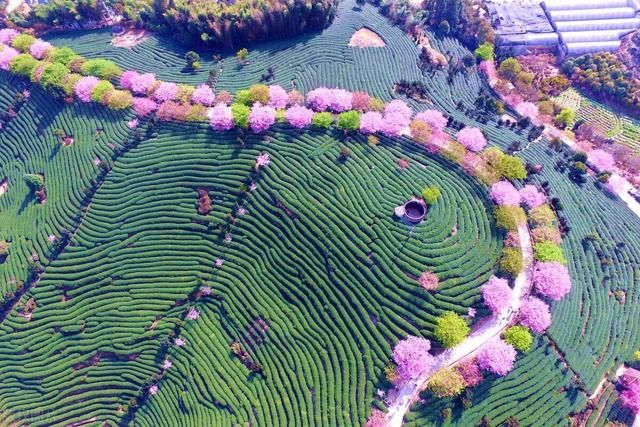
403;200;427;223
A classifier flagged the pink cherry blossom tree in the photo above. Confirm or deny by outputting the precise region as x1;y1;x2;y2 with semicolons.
352;91;371;111
519;185;547;209
481;276;513;315
365;409;386;427
0;29;19;45
131;72;156;95
153;82;178;102
306;87;333;111
418;271;439;291
249;103;276;133
456;359;483;386
621;382;640;414
533;261;571;301
329;88;353;112
191;84;215;106
476;338;517;376
515;102;539;120
209;103;234;131
385;100;412;122
29;39;52;59
588;149;615;172
285;105;314;129
119;70;138;90
393;336;435;382
132;97;158;117
0;46;19;71
415;110;447;133
74;76;100;103
360;111;383;134
457;127;487;152
268;85;288;109
518;296;551;333
489;181;521;206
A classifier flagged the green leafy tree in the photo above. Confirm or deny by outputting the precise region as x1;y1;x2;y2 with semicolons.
336;111;360;131
81;59;122;79
435;311;470;348
554;108;575;129
474;43;494;61
312;112;333;128
498;58;521;80
428;368;466;397
11;34;36;52
39;63;69;91
185;51;200;70
23;174;44;192
499;247;523;278
48;46;75;66
90;81;114;103
422;186;441;204
494;206;526;231
503;326;533;352
496;155;527;180
231;103;250;128
237;48;249;63
533;241;566;264
10;54;40;77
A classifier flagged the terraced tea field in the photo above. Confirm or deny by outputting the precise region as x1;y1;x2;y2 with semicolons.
554;88;640;152
0;120;502;425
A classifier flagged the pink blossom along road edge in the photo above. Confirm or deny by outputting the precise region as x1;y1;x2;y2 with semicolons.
385;222;534;427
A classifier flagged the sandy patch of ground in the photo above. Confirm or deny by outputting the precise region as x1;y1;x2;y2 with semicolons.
112;29;150;48
349;28;385;48
0;180;8;197
6;0;29;14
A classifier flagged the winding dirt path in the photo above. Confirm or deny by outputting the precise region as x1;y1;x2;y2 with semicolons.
385;223;534;426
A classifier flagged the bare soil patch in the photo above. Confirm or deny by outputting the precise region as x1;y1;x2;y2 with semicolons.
112;29;150;48
349;28;385;48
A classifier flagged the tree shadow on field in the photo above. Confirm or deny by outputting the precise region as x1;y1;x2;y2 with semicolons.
18;191;36;214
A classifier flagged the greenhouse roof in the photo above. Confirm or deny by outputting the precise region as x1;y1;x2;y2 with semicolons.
487;0;555;35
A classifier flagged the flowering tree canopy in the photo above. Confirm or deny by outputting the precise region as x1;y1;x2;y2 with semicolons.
153;82;179;102
132;97;158;117
519;185;547;209
418;271;439;291
119;70;138;90
268;85;288;109
131;72;156;95
0;46;19;71
490;181;521;206
306;87;333;111
365;409;386;427
621;382;640;414
533;261;571;301
385;100;412;122
249;103;276;133
330;88;353;112
415;110;447;133
456;359;483;387
587;149;615;172
209;103;234;131
285;105;314;129
29;39;52;60
0;29;19;45
515;102;539;120
392;336;435;381
74;76;101;103
352;91;371;111
191;84;215;106
519;296;551;333
481;276;513;315
360;111;383;134
457;127;487;152
476;338;517;376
